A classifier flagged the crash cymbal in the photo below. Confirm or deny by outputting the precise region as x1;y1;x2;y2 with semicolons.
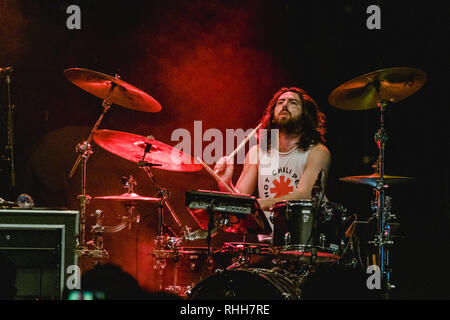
339;173;415;187
64;68;162;112
329;67;426;110
94;192;160;203
93;129;203;172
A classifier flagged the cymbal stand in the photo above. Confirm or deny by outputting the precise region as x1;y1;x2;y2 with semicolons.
86;210;110;264
370;82;396;298
121;176;141;230
71;79;117;255
138;143;183;234
138;145;184;292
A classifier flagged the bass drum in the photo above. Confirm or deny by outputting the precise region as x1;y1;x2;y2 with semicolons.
187;268;301;300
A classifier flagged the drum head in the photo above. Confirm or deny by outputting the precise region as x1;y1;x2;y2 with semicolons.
188;268;301;300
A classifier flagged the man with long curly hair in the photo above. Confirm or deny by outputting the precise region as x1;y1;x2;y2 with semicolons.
214;87;330;239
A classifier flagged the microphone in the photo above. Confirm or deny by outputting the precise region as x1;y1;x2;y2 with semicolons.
0;67;13;72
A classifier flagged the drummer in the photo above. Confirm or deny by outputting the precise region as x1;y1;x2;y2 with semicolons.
214;87;331;241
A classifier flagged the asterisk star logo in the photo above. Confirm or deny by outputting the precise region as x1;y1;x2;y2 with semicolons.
270;176;294;198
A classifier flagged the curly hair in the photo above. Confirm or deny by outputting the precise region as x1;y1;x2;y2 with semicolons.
259;87;326;151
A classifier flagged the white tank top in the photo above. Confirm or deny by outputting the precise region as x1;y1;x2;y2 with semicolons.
257;146;311;241
257;146;311;200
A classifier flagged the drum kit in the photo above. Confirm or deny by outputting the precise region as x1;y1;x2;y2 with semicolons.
64;66;426;299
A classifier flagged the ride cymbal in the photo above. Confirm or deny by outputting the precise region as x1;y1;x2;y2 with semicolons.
64;68;162;112
339;173;415;187
93;192;160;203
93;129;203;172
328;67;426;110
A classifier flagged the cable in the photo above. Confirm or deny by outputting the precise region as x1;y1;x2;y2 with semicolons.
337;213;357;262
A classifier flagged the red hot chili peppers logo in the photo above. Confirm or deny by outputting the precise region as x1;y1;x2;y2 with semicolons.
263;166;300;198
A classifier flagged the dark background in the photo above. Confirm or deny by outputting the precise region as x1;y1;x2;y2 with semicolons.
0;0;448;299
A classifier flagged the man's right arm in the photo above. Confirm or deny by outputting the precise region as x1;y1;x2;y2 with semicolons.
234;144;259;195
214;145;259;195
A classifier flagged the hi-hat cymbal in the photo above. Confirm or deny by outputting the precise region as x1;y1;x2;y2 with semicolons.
339;173;415;187
328;67;426;110
64;68;162;112
94;192;160;203
93;129;203;172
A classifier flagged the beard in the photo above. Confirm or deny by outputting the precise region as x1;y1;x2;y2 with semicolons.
273;113;302;134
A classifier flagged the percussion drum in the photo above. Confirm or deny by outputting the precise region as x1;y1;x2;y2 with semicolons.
157;247;216;296
188;268;302;300
272;200;347;262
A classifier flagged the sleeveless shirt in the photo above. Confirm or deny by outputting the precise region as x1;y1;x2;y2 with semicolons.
257;146;311;241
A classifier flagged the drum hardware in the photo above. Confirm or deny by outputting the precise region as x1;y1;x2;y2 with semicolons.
66;71;117;257
152;235;182;292
223;241;252;271
143;167;184;292
330;67;426;297
86;129;208;292
181;225;218;241
141;149;185;293
1;67;16;188
217;242;273;271
93;176;159;231
64;68;163;264
94;176;179;289
140;161;183;232
91;129;203;292
75;141;93;251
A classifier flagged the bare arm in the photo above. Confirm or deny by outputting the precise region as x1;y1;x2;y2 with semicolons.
234;145;259;195
214;145;259;195
257;144;331;210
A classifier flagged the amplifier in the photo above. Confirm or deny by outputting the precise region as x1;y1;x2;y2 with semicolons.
0;209;79;300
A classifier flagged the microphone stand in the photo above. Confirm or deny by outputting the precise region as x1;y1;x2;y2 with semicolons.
310;169;324;264
3;71;16;188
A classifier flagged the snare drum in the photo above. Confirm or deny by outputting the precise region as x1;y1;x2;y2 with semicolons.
272;200;346;261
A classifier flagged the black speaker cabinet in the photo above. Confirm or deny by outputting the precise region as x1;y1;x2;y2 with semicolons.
0;209;79;300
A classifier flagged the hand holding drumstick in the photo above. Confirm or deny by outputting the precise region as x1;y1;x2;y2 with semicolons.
198;124;262;193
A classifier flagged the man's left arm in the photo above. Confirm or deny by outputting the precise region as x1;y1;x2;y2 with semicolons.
258;144;331;210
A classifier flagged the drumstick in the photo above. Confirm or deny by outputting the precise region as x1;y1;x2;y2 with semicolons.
226;123;262;161
214;123;262;174
196;157;235;193
198;124;261;193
